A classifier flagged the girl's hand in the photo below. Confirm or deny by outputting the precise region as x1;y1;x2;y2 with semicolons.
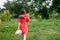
26;14;29;16
27;14;29;15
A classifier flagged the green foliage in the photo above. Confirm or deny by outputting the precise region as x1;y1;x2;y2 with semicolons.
3;0;60;19
51;0;60;13
0;19;60;40
0;10;11;21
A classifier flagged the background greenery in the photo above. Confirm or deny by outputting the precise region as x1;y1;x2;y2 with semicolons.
0;0;60;20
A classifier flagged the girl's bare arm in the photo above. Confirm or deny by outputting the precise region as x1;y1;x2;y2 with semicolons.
18;22;21;30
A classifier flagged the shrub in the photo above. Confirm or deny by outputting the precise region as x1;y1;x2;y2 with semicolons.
0;10;11;21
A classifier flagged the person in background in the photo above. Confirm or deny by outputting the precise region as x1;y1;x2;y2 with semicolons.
17;8;30;40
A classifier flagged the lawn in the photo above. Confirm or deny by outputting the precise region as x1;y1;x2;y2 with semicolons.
0;19;60;40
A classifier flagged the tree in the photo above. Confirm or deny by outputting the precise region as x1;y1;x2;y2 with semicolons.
3;0;60;19
51;0;60;13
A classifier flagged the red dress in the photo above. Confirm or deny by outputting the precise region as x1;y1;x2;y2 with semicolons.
18;15;30;34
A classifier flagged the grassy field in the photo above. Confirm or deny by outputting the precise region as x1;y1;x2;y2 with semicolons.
0;19;60;40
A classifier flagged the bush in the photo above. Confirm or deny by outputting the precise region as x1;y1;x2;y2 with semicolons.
0;10;11;21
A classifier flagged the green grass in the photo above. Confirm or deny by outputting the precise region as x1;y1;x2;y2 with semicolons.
0;19;60;40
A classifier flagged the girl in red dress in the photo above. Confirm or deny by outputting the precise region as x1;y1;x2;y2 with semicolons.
17;9;30;40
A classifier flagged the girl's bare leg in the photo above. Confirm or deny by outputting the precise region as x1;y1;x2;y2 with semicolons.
22;34;27;40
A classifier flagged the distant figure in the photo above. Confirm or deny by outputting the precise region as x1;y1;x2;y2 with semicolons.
17;9;30;40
